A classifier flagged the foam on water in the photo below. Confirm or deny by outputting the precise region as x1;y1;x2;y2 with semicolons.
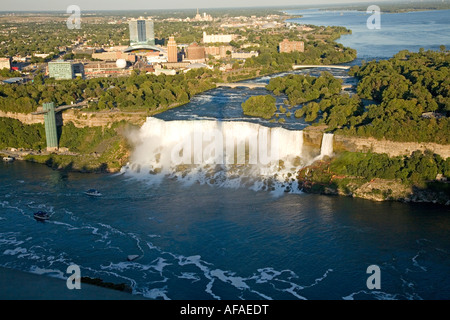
3;247;27;256
123;117;311;195
342;290;400;300
29;266;66;280
1;195;440;300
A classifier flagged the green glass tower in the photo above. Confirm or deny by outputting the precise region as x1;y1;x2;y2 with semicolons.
43;102;58;151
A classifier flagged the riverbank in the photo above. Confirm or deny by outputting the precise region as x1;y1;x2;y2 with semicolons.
297;157;450;206
318;2;450;14
0;266;145;300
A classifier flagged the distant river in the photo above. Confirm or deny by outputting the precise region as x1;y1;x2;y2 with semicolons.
286;9;450;59
0;10;449;301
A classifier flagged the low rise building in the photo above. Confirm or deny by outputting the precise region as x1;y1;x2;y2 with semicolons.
2;77;26;85
205;46;232;58
231;51;259;59
162;62;191;69
83;61;131;78
12;56;30;63
185;43;206;62
203;32;235;44
33;53;51;59
92;51;136;62
279;39;305;53
73;48;96;55
153;67;177;76
183;62;213;73
0;57;11;70
48;60;84;80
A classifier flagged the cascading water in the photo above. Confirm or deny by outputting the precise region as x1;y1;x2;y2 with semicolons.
320;133;334;158
122;117;310;194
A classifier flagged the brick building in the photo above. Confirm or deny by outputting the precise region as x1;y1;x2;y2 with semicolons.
279;39;304;53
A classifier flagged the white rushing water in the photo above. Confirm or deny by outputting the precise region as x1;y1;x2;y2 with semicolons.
123;117;312;194
320;133;334;158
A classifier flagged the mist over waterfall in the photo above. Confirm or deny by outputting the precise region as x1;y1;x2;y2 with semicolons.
123;117;314;194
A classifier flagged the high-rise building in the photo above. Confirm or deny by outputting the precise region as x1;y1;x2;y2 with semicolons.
48;60;84;80
167;36;178;63
129;18;155;46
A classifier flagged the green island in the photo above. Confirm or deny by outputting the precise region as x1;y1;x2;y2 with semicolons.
241;48;449;204
0;9;449;205
242;95;277;119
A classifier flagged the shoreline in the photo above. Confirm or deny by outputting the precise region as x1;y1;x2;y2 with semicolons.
3;152;449;207
0;266;146;300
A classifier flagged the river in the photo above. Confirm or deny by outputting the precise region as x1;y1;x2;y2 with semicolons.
0;9;449;300
286;8;450;59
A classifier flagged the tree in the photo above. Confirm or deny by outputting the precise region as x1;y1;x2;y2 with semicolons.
241;95;277;119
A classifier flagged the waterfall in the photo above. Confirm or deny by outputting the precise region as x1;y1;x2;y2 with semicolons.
320;133;334;158
123;117;306;194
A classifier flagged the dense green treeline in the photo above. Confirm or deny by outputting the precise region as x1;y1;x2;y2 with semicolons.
350;49;449;114
267;72;342;105
0;68;22;79
263;72;364;129
337;49;450;143
243;40;356;75
0;117;46;150
58;122;118;153
298;150;450;203
296;93;364;130
241;95;277;119
330;151;450;185
280;49;449;144
0;117;125;153
0;68;218;114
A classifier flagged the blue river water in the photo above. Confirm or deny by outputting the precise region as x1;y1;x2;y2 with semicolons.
0;9;449;300
286;9;450;59
1;161;449;300
156;67;354;130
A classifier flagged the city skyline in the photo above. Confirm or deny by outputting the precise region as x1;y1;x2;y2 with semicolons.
0;0;412;12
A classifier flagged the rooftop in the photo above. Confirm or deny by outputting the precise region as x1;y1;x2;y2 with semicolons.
2;77;24;84
123;44;164;53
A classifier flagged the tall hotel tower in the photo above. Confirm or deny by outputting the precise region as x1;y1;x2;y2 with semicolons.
167;36;178;63
129;18;155;46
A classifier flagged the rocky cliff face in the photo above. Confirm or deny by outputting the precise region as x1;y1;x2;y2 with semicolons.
302;127;450;159
333;135;450;159
0;110;146;128
297;160;450;206
0;110;44;125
